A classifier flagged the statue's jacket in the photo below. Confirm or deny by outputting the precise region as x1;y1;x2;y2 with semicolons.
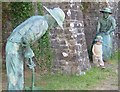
8;16;48;45
7;15;48;58
97;15;116;34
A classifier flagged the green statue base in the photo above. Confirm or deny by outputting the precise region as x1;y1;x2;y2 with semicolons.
25;86;41;90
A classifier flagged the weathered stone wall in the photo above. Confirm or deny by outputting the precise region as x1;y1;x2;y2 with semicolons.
117;1;120;50
43;2;91;74
0;2;2;91
2;3;13;63
0;3;1;53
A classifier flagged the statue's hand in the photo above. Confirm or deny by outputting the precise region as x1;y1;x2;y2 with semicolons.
27;57;36;70
28;62;36;70
24;46;34;59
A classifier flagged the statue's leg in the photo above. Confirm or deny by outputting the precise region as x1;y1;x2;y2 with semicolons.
6;41;24;90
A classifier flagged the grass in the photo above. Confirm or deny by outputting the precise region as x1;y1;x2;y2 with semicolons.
25;66;117;90
24;51;119;90
3;64;119;90
111;50;120;62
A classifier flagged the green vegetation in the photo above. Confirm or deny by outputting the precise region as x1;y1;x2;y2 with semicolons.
31;3;53;72
32;31;53;72
25;51;119;90
10;2;33;29
25;66;117;90
81;2;90;12
111;50;120;61
24;54;116;90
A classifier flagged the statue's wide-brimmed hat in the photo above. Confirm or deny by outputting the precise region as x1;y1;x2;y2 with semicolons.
44;6;65;30
95;35;103;43
100;7;112;14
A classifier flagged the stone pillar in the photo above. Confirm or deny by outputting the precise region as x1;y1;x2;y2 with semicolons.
117;1;120;50
0;2;2;91
43;2;91;75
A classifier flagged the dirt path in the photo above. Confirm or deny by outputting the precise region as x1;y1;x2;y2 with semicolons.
88;62;119;90
92;75;118;90
89;73;118;90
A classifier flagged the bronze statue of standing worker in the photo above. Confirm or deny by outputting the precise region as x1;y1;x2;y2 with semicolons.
5;6;65;90
95;7;116;61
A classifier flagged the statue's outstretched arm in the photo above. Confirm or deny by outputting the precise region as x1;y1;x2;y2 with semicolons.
96;21;100;34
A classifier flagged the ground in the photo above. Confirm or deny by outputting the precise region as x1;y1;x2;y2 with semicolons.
90;74;118;90
1;60;119;91
88;61;119;90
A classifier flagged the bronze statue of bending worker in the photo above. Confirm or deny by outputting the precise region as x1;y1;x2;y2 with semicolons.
5;6;65;90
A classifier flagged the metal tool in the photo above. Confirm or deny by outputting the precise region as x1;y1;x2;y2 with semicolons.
24;58;41;91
